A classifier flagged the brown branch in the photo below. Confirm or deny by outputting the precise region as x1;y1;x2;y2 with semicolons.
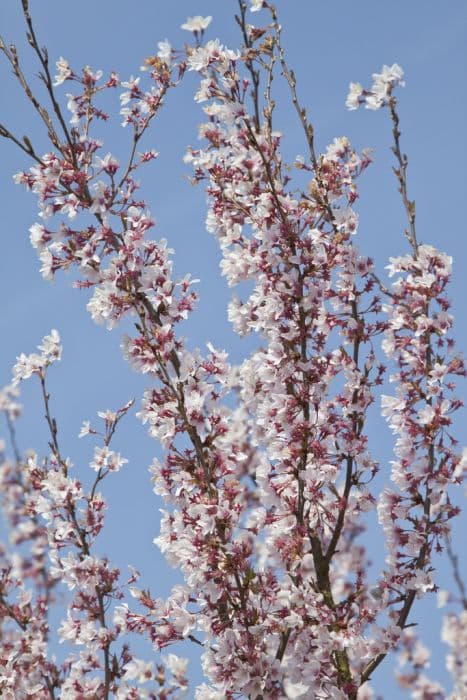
446;538;467;610
21;0;76;160
388;96;418;255
0;122;44;164
0;36;62;151
235;0;261;131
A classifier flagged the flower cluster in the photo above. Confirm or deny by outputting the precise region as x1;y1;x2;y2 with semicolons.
396;629;445;699
0;2;465;698
377;246;465;604
346;64;405;110
1;337;188;697
442;610;467;698
12;329;62;384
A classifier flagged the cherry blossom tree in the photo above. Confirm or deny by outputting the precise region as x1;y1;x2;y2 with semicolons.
0;1;465;698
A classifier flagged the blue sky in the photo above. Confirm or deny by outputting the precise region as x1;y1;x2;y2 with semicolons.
1;0;466;696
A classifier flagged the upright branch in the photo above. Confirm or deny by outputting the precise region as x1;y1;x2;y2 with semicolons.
348;67;466;686
20;0;76;159
388;97;418;253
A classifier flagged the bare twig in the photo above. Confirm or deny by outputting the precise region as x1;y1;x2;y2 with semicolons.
446;538;467;610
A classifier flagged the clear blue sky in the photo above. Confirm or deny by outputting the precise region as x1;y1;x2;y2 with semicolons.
1;1;466;696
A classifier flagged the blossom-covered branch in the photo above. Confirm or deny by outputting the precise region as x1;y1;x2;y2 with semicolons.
0;1;465;698
1;332;188;697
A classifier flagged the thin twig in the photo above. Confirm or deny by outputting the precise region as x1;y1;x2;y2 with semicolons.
446;538;467;610
21;0;76;159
